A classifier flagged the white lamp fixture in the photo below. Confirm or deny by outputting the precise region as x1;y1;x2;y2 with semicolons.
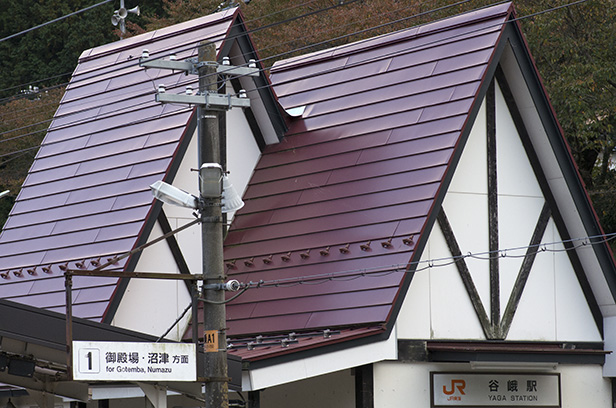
150;180;198;209
221;175;244;213
150;165;244;213
199;163;224;198
0;190;9;199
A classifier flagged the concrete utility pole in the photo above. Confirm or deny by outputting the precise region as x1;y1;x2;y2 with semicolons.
140;40;258;408
198;41;228;408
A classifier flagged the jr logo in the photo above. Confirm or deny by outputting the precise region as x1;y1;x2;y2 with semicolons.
443;379;466;396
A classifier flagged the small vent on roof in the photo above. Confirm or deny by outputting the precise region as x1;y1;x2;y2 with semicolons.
285;106;306;118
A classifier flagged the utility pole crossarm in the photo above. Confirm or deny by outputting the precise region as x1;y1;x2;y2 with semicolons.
140;58;196;73
139;55;260;78
155;92;251;110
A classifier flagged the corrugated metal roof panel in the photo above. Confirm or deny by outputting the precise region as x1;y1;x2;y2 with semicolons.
222;3;512;343
0;9;241;321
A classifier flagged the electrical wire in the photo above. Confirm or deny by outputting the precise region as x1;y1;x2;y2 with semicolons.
0;0;590;144
0;0;114;43
0;0;468;158
0;0;350;104
2;0;588;138
0;0;501;153
0;1;599;174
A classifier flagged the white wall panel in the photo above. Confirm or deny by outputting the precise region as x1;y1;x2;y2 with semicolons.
374;361;610;408
244;331;396;390
552;223;602;341
495;81;543;198
112;221;192;340
226;101;262;197
396;263;432;339
497;195;545;314
505;220;557;340
442;192;490;309
447;101;487;195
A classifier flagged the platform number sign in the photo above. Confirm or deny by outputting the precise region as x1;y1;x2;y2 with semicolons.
72;341;196;381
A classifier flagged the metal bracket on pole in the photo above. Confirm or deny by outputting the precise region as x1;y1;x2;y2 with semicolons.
140;57;259;77
155;92;251;110
140;58;197;73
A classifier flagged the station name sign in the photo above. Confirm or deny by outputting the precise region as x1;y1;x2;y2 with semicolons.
72;341;196;382
431;372;560;407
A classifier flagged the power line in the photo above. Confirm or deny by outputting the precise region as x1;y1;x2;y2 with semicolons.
0;0;493;151
0;1;597;164
0;0;342;101
0;0;114;43
230;230;616;291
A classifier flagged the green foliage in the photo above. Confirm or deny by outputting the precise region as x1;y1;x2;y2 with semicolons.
0;87;64;211
1;0;616;236
0;0;119;98
516;0;616;190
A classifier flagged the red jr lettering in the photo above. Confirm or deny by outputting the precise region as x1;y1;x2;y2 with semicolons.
443;379;466;396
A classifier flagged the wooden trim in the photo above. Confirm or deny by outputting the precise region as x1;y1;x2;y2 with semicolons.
500;203;551;337
248;391;260;408
437;210;494;338
494;66;604;335
424;340;607;365
355;364;374;408
157;211;193;278
486;79;500;330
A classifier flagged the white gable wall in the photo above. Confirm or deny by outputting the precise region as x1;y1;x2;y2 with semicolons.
111;102;261;338
397;77;601;342
110;221;192;340
499;44;616;320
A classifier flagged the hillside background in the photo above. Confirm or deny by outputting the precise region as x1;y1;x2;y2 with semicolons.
1;0;615;238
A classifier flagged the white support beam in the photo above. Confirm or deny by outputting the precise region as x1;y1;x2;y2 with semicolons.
139;383;168;408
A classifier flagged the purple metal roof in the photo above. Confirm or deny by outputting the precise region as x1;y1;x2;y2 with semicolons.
0;9;241;321
222;3;513;341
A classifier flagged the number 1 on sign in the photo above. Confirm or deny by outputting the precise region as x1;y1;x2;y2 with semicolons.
78;348;100;373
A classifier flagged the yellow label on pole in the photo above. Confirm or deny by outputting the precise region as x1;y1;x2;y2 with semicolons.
204;330;218;352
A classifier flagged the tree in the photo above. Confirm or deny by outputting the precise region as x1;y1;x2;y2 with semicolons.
1;0;615;234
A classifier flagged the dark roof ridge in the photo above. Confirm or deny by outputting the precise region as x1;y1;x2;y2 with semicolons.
271;2;512;73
